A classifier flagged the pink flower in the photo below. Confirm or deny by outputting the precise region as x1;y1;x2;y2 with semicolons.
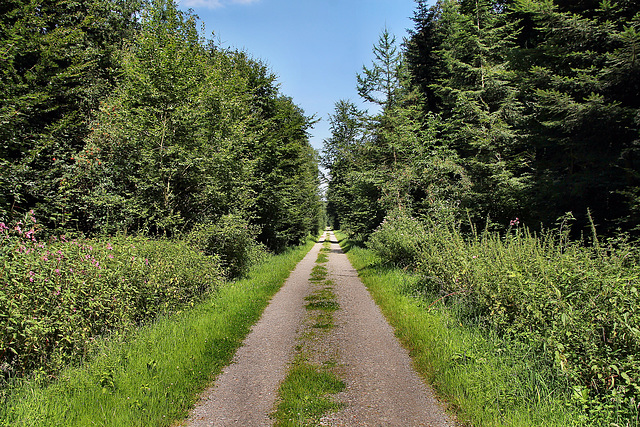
106;243;113;250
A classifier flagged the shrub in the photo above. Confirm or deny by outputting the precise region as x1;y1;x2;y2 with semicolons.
367;214;640;423
0;212;223;381
367;210;428;268
188;214;267;278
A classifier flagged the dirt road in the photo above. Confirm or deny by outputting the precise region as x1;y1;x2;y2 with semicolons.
185;231;453;426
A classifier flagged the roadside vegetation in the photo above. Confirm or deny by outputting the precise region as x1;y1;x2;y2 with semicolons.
1;0;324;421
323;0;640;424
337;220;640;426
0;236;316;426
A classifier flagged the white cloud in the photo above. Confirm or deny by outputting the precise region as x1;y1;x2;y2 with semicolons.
181;0;259;9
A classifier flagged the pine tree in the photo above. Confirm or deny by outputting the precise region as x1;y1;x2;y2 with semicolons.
432;0;529;224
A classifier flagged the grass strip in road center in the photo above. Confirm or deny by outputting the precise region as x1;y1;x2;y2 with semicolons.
272;237;345;427
1;236;318;427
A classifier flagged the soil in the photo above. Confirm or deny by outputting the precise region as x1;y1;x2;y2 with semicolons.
184;231;454;426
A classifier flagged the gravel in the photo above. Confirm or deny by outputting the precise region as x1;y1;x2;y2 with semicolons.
184;231;454;426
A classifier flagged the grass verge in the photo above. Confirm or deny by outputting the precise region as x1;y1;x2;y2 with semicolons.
333;230;583;427
0;236;317;427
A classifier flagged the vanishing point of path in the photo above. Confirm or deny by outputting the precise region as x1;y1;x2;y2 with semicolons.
185;231;454;426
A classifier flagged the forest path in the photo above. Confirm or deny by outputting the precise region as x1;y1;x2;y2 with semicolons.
185;231;453;426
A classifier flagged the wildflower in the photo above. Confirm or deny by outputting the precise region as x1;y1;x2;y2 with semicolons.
108;254;114;259
510;217;520;226
0;222;7;231
55;269;60;275
106;243;113;250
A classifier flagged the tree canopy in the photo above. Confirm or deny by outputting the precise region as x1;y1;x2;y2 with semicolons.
324;0;640;238
0;0;323;251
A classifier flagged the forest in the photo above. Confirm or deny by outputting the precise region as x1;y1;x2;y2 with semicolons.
325;0;640;239
0;0;323;248
1;0;640;425
1;0;322;394
323;0;640;424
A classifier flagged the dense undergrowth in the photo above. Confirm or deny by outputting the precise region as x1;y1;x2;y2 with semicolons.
1;212;225;383
0;230;317;426
365;212;640;425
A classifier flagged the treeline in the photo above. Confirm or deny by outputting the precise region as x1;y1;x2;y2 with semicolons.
0;0;323;251
323;1;640;423
324;0;640;238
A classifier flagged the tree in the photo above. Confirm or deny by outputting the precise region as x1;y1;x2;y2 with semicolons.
513;0;640;232
357;27;403;110
0;0;141;227
430;0;530;225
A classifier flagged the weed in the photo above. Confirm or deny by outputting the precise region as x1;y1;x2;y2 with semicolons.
0;235;318;426
336;230;583;427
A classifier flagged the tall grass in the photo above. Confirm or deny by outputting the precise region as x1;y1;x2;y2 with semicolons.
336;230;584;426
362;211;640;426
0;235;317;426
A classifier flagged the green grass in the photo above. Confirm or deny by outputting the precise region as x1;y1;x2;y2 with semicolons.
272;241;345;427
309;265;328;282
0;236;317;427
334;230;583;427
272;361;345;427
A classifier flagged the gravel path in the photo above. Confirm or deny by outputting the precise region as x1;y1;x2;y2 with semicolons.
318;231;452;426
185;231;453;426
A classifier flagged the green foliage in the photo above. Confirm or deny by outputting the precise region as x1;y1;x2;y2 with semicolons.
367;214;640;424
188;214;266;278
357;27;403;108
340;232;579;426
0;235;316;426
367;210;428;268
0;0;141;228
1;0;322;253
0;211;222;382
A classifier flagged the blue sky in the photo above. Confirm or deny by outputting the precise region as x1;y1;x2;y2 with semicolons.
177;0;420;152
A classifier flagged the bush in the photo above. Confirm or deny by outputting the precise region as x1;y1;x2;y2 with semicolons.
367;210;428;268
0;212;223;381
188;214;267;278
367;213;640;423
